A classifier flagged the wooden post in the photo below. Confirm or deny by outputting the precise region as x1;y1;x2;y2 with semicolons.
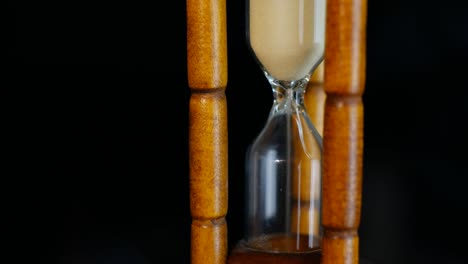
321;0;367;264
187;0;228;264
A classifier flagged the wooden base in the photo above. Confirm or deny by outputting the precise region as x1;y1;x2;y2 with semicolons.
227;240;321;264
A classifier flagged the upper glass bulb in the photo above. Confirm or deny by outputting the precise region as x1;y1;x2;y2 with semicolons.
247;0;326;83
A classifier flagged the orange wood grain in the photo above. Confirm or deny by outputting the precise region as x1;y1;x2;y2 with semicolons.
324;0;367;96
189;92;228;220
321;229;359;264
187;0;227;90
322;97;364;228
187;0;228;263
192;218;228;264
322;0;367;264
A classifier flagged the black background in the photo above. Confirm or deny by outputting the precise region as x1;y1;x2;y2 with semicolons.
5;0;468;263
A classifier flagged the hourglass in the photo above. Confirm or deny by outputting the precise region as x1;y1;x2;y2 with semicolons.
229;0;327;262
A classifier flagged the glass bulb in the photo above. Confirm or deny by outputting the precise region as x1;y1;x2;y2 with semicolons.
244;0;326;254
247;0;326;82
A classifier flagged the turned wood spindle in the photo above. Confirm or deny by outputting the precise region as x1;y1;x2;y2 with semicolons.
187;0;228;263
322;0;367;264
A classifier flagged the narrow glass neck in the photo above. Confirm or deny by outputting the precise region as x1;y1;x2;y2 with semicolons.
269;77;309;116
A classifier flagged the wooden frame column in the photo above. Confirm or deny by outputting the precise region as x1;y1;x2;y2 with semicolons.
187;0;228;264
321;0;367;264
